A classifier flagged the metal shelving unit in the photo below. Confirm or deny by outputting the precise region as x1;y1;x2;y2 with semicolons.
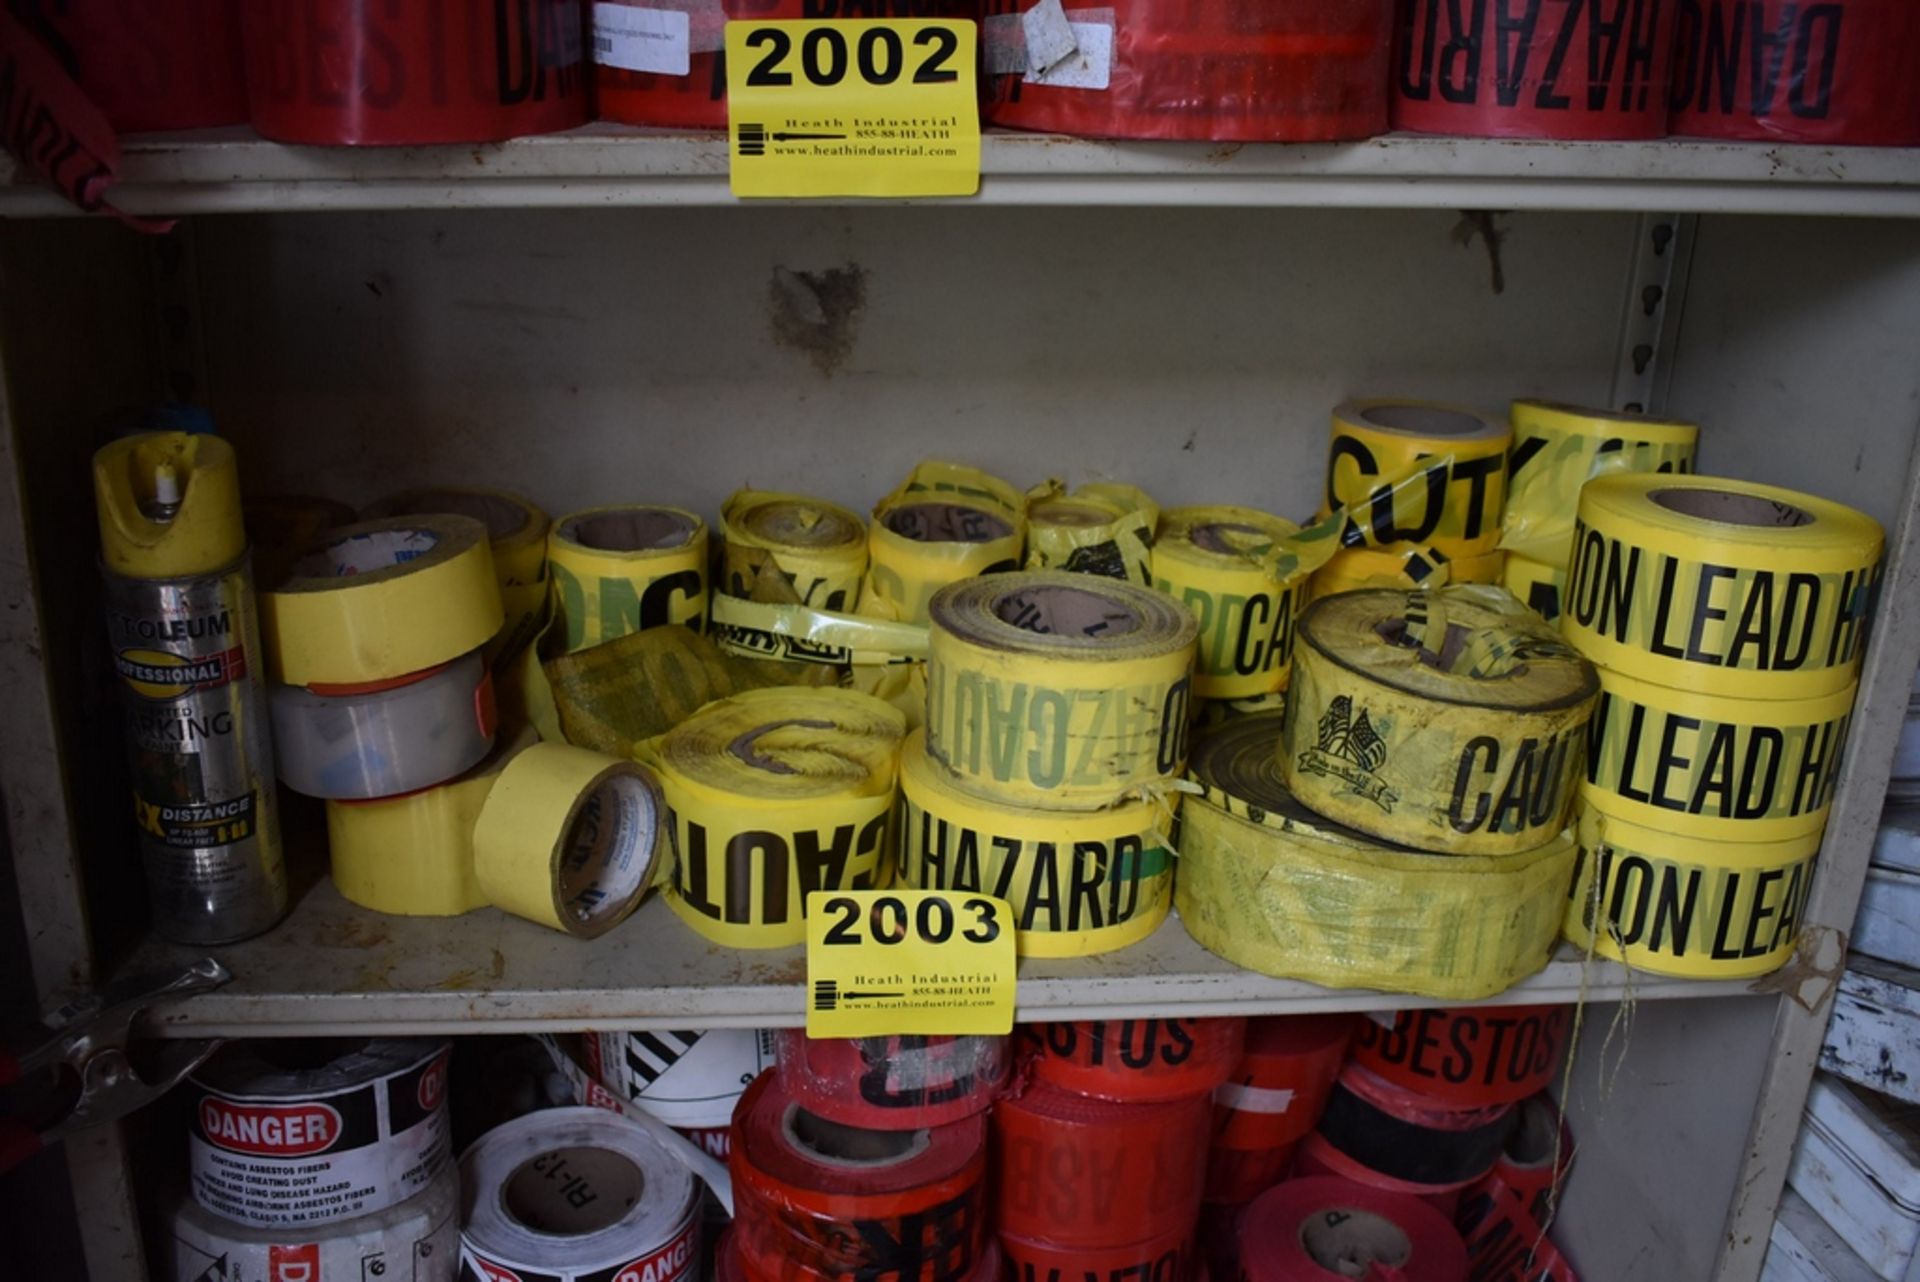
3;129;1920;1282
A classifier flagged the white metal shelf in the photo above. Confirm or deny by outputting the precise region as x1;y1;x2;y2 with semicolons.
3;126;1919;216
121;877;1756;1039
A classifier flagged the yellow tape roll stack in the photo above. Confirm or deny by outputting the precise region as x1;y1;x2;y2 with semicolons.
1564;475;1882;700
549;506;708;653
1152;505;1305;701
924;572;1199;811
1563;809;1818;979
897;728;1172;957
1178;715;1575;999
1324;399;1511;559
867;461;1025;624
1024;481;1158;585
719;490;869;611
1280;586;1598;855
473;741;672;938
261;516;503;685
327;727;538;917
645;687;907;948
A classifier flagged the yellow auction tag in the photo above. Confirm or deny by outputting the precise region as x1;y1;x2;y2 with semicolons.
805;889;1015;1036
726;20;981;198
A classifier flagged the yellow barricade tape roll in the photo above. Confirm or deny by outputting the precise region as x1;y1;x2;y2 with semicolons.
1193;690;1287;731
261;516;503;686
1581;666;1854;843
1280;586;1598;856
1503;399;1698;567
361;486;551;588
1179;714;1575;1000
1564;474;1883;701
1502;554;1566;624
1151;505;1304;701
549;506;709;654
1024;480;1158;586
924;572;1199;811
96;432;247;580
473;741;671;938
897;728;1172;957
867;460;1026;624
326;727;538;917
1563;808;1818;979
643;687;908;948
1325;399;1511;559
720;490;869;611
1310;545;1504;600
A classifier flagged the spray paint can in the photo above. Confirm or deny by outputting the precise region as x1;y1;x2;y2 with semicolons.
94;432;287;943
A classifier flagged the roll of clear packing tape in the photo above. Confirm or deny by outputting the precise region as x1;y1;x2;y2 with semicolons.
924;571;1198;811
1563;473;1883;701
898;727;1174;957
327;726;539;917
1180;714;1575;1000
473;742;672;938
1025;480;1158;586
866;460;1027;625
271;648;495;800
549;505;709;653
1153;504;1304;700
643;687;908;948
261;515;504;686
1324;399;1511;559
1280;586;1597;855
460;1106;701;1282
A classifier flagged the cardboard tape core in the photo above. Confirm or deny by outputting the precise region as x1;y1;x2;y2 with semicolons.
1299;1208;1413;1273
1359;404;1489;437
784;1105;930;1169
559;774;658;929
1649;487;1814;528
884;502;1015;543
504;1147;643;1235
994;583;1141;638
564;509;700;551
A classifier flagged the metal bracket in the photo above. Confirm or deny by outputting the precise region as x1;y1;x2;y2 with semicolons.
1609;213;1698;415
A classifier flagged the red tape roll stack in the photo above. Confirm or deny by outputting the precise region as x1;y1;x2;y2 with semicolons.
773;1033;1007;1130
1300;1064;1516;1199
1239;1177;1470;1282
1393;0;1676;139
1453;1096;1579;1282
1348;1007;1568;1109
999;1226;1195;1282
1213;1014;1357;1151
1025;1017;1246;1103
243;0;591;144
994;1081;1210;1250
1668;0;1920;146
31;1;247;132
730;1070;989;1282
592;0;977;129
981;0;1393;142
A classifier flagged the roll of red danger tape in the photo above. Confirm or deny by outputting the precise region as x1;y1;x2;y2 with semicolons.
1393;0;1676;139
1453;1096;1579;1282
1349;1007;1569;1110
1213;1015;1357;1151
1239;1178;1470;1282
730;1071;989;1282
772;1032;1008;1130
242;0;591;144
994;1082;1210;1249
1024;1017;1246;1103
1669;0;1920;146
999;1227;1195;1282
30;0;248;132
1304;1065;1515;1198
982;0;1393;142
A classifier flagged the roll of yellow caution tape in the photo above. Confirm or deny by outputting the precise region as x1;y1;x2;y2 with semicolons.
719;490;869;612
361;486;551;588
1179;715;1575;1000
1502;399;1698;568
1581;666;1855;843
897;729;1172;957
1025;481;1158;586
1502;554;1566;624
1151;505;1304;701
549;505;709;653
1309;545;1505;600
95;432;247;579
1192;690;1287;731
643;687;908;948
867;461;1026;624
1563;807;1818;979
326;727;538;917
1280;586;1598;855
260;516;503;686
1325;399;1511;558
473;741;671;938
1563;474;1883;701
924;572;1199;811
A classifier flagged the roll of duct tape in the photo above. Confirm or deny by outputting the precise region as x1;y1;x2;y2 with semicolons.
1324;400;1511;560
549;505;709;653
1153;504;1305;700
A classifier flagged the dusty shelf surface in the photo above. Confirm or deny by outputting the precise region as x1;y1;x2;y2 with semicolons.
119;878;1757;1037
2;126;1919;215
